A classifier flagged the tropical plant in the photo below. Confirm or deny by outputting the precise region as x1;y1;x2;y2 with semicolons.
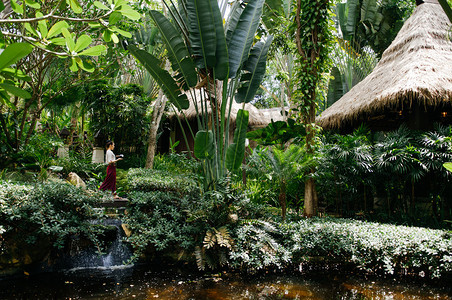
246;118;306;146
19;132;63;180
187;182;241;268
128;0;272;189
326;0;415;107
0;0;140;152
0;181;106;259
291;0;334;216
83;81;150;156
316;126;373;215
373;125;428;216
0;43;33;108
229;219;291;272
246;144;313;219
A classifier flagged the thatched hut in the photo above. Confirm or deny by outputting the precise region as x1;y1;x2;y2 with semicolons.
163;89;278;153
317;0;452;132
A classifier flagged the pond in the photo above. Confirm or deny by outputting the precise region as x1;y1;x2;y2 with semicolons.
0;265;450;299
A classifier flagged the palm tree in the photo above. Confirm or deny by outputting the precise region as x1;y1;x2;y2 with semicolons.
373;125;428;216
249;144;312;219
317;126;373;215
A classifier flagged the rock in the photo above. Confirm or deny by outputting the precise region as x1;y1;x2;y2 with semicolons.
121;224;132;237
67;172;86;189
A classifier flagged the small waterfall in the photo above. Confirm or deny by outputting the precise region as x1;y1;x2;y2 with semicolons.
60;219;133;272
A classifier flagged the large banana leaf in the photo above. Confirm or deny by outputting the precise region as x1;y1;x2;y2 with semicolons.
341;0;360;40
361;0;379;27
128;45;189;110
194;130;215;159
187;0;217;68
336;3;350;40
149;10;197;89
327;67;344;108
210;0;229;80
228;0;265;78
226;109;249;171
236;36;272;103
225;1;243;45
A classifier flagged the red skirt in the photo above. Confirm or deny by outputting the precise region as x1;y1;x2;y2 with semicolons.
99;164;116;193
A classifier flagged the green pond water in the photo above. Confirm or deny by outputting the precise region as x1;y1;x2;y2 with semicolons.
0;266;450;299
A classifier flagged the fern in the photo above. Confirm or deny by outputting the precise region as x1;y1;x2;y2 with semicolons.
194;246;205;270
203;229;216;249
216;227;233;249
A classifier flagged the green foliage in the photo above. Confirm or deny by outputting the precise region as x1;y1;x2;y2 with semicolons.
229;217;452;279
123;180;255;268
127;45;190;110
1;0;140;64
123;191;200;258
291;0;334;121
0;43;33;107
153;153;202;174
247;118;306;145
444;162;452;173
226;109;249;171
314;124;452;226
83;81;150;156
128;168;200;195
13;133;63;179
286;218;452;279
130;0;272;189
244;144;313;217
229;220;291;272
0;181;105;253
315;125;373;214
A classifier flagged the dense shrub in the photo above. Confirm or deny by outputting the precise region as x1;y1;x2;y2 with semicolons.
84;81;150;156
124;177;270;268
229;220;291;272
153;153;202;175
229;217;452;279
128;168;200;195
123;191;201;260
56;156;106;180
246;124;452;227
0;181;106;257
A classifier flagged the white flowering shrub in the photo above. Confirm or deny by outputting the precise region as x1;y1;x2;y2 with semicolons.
229;220;291;272
285;218;452;278
229;217;451;278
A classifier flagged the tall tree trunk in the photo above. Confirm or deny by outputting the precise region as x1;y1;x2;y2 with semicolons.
295;0;329;217
304;178;316;217
145;89;167;169
303;92;318;217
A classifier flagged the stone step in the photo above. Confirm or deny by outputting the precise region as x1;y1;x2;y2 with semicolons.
98;198;129;208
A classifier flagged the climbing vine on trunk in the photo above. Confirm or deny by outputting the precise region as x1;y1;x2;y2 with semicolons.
292;0;334;216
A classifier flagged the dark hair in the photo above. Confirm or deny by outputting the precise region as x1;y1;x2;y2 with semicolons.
106;140;114;148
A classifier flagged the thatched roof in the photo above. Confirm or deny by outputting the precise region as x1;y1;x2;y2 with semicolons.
169;88;271;127
317;0;452;130
259;107;287;123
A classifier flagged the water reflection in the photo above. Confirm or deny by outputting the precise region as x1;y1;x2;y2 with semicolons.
0;267;450;299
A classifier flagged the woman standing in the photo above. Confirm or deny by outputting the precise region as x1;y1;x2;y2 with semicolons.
99;140;123;198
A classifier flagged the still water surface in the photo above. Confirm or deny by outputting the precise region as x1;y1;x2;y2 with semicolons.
0;266;450;299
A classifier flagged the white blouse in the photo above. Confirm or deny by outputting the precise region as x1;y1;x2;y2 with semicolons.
106;149;115;164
